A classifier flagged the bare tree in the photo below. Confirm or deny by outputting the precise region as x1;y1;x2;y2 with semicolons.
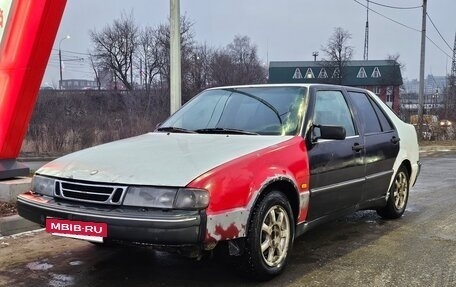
90;11;138;90
209;49;236;86
210;35;267;86
184;43;212;99
152;16;195;90
137;26;161;92
88;53;101;90
387;53;406;72
228;35;267;84
321;27;354;84
88;13;267;100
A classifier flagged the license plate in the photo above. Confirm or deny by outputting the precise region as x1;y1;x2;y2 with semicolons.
46;218;107;243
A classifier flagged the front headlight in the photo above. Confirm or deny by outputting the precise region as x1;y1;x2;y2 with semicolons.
123;187;209;210
31;175;55;196
123;186;177;209
174;188;209;209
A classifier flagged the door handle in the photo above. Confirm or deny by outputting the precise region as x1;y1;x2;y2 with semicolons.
352;143;365;152
391;136;400;144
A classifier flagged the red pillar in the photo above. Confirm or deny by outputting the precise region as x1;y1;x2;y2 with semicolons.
0;0;67;179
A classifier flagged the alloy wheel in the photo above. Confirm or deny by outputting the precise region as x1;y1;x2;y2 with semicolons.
393;171;408;210
260;205;290;267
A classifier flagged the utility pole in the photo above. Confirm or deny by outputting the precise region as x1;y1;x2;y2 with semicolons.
418;0;427;137
312;51;319;61
363;0;369;60
170;0;182;114
452;32;456;77
447;32;456;120
58;35;70;90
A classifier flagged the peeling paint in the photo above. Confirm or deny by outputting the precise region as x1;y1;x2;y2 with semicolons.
206;174;307;242
206;208;249;241
214;224;240;239
298;191;310;224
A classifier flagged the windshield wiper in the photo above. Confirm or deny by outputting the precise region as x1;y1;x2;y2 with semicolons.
223;88;283;125
195;128;259;135
156;126;196;133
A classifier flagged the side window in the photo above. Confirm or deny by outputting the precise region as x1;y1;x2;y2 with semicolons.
370;98;394;131
347;92;381;134
313;90;356;137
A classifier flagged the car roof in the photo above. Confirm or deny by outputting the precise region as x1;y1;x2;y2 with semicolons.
206;83;366;91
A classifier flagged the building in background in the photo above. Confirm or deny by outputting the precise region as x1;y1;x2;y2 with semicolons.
268;60;403;113
404;75;447;94
401;75;447;122
97;68;127;90
60;79;98;90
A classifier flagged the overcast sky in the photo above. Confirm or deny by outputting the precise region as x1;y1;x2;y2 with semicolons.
42;0;456;86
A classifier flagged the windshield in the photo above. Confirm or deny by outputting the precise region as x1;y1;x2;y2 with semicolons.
159;87;307;136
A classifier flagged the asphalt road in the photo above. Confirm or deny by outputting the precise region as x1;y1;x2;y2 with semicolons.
1;152;456;287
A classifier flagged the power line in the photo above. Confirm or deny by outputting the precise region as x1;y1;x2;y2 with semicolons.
426;12;453;51
354;0;452;59
52;48;91;56
368;0;422;10
425;35;452;59
353;0;420;32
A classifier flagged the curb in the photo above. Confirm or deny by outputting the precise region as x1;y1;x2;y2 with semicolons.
0;177;32;203
419;145;456;153
0;214;41;236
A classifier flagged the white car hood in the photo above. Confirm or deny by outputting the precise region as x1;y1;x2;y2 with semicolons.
38;132;292;186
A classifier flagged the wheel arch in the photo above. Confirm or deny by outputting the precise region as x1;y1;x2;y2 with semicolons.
247;178;300;230
386;160;412;202
401;159;412;180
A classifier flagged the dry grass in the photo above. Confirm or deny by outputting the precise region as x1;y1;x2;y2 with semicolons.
20;90;170;157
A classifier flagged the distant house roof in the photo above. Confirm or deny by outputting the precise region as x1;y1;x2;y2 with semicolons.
268;60;403;86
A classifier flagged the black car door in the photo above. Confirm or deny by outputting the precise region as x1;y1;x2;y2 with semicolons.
346;91;400;203
306;88;365;221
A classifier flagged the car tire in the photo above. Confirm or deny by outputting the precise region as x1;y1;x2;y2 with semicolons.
377;166;410;219
237;190;294;281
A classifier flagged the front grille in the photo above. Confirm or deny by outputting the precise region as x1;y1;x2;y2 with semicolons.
55;180;127;205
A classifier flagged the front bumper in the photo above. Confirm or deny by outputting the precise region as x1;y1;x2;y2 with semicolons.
17;192;205;245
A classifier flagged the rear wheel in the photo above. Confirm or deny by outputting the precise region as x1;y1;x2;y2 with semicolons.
377;166;409;219
237;190;294;281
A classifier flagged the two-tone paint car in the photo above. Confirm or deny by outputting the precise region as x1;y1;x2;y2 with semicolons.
17;84;420;280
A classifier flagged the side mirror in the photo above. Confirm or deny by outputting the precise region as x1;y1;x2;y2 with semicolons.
313;125;346;141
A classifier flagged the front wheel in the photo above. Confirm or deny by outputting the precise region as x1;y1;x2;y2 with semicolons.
237;190;294;281
377;166;410;219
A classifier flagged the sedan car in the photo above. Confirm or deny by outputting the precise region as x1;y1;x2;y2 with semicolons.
17;84;420;280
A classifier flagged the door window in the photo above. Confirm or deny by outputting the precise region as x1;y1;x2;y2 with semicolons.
313;90;356;137
370;98;394;131
347;92;382;134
